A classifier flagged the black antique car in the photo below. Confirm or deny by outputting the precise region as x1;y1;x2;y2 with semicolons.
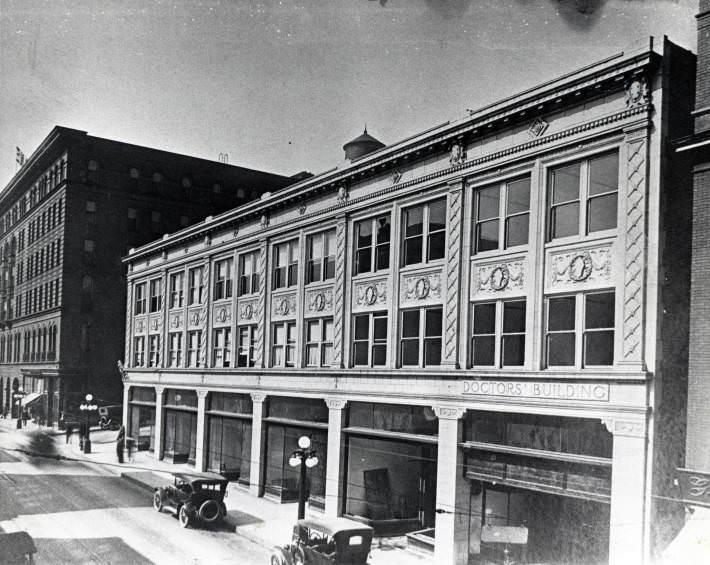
152;472;228;528
270;517;374;565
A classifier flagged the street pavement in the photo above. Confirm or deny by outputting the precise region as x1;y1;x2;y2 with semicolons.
0;420;270;564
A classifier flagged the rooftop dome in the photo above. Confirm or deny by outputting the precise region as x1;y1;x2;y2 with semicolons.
342;128;385;162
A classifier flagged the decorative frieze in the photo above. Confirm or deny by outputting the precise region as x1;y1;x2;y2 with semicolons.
237;298;259;324
400;271;443;306
212;303;233;327
325;397;347;410
546;246;611;292
305;288;334;317
352;279;387;312
528;117;549;138
472;259;525;298
187;308;202;329
272;293;297;319
168;312;184;331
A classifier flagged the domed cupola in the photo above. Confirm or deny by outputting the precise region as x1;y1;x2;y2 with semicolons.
343;127;385;162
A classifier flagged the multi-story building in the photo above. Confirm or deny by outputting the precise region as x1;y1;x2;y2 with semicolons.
0;126;291;425
122;39;694;565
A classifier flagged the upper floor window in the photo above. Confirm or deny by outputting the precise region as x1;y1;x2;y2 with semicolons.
352;311;387;367
355;215;390;275
306;230;335;284
548;151;619;241
474;177;530;253
273;240;299;290
188;266;204;305
169;272;184;309
546;291;615;368
127;208;137;231
133;336;145;367
400;306;442;367
272;321;296;367
213;258;233;301
402;198;446;267
305;318;334;367
168;332;183;368
135;283;147;315
237;325;256;367
187;330;202;367
85;200;96;224
149;279;162;312
471;300;526;367
148;335;161;367
238;251;259;296
212;328;232;367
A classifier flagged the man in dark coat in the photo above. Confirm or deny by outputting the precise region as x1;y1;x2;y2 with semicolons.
116;425;125;464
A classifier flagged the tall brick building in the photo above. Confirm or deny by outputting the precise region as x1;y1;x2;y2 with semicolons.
0;126;291;425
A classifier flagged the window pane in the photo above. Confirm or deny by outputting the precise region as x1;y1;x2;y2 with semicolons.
354;315;369;340
373;316;387;340
404;237;422;266
476;220;499;252
323;319;334;341
424;338;442;366
473;303;496;334
502;335;525;366
274;325;285;344
289;242;299;263
402;310;420;338
584;331;614;365
505;214;528;248
503;301;526;333
425;308;442;337
353;342;368;366
401;340;419;365
473;336;495;365
376;216;390;243
307;321;319;342
548;297;575;331
507;178;530;214
375;244;389;270
356;248;372;274
309;236;323;262
322;344;333;366
588;193;618;232
356;221;372;248
372;344;386;366
287;323;297;341
548;333;575;366
589;152;619;196
585;292;615;329
405;207;423;237
551;163;580;204
306;344;319;366
428;199;447;232
477;186;500;220
428;231;445;261
551;202;579;238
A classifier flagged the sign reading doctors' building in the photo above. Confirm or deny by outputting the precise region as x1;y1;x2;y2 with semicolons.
462;380;610;402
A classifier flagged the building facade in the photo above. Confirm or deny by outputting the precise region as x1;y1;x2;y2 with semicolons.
122;40;694;565
0;127;291;425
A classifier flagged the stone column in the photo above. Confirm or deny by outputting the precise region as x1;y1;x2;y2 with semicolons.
443;179;464;368
324;398;347;518
122;383;131;436
434;406;468;565
605;418;648;565
154;385;165;460
249;393;267;496
194;390;209;472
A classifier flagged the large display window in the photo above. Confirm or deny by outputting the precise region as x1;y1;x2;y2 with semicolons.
128;386;156;451
162;389;197;464
206;392;252;483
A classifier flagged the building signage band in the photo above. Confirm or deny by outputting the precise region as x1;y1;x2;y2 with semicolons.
462;380;610;402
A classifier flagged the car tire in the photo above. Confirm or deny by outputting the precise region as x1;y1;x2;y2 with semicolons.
270;553;285;565
198;499;221;523
153;491;163;512
178;505;191;528
294;546;305;565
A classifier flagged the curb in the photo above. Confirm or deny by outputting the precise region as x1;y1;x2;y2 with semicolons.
120;473;156;494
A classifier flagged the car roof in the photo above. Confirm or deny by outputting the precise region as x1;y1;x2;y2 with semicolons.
174;471;227;483
297;517;374;536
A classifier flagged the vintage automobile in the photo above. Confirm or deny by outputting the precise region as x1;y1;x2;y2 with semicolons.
270;517;374;565
98;405;122;430
152;472;228;528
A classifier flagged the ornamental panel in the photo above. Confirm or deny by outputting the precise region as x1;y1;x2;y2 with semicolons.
305;287;334;318
134;316;147;336
352;279;388;313
187;307;202;329
272;292;297;320
545;244;613;293
237;298;259;325
400;270;443;307
148;315;162;334
168;312;184;331
212;303;233;328
471;258;526;299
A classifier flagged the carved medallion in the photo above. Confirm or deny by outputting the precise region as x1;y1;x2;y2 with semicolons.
625;76;650;108
298;203;307;215
449;142;465;166
414;277;430;299
313;293;325;311
190;312;200;326
273;294;296;317
136;320;144;333
490;265;510;291
391;170;402;185
528;117;549;138
242;303;254;320
337;185;348;203
364;284;378;305
150;318;159;331
170;314;182;329
216;307;229;323
569;253;593;282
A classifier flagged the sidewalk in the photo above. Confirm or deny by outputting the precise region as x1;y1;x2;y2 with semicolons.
3;419;433;564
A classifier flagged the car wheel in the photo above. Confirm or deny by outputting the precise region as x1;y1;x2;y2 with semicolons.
109;421;120;431
294;546;305;565
270;553;285;565
198;499;221;523
153;491;163;512
178;505;191;528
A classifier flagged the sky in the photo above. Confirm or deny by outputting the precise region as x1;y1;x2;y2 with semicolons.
0;0;699;187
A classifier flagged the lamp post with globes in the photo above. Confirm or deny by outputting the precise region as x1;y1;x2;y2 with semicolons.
288;435;319;520
79;394;98;454
13;387;26;429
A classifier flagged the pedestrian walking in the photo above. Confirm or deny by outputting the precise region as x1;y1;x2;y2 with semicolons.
116;425;125;464
65;421;73;444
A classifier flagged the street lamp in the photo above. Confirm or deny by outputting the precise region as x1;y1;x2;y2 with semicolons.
79;393;98;454
288;435;319;520
13;387;25;429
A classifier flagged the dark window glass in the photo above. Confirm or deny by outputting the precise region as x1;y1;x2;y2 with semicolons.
428;199;446;233
353;342;368;366
503;301;526;333
401;340;419;366
551;163;580;204
404;237;422;266
373;316;387;340
473;303;496;334
505;215;529;248
425;308;442;337
550;203;580;239
356;248;371;275
589;153;619;196
584;331;614;365
473;303;496;366
548;296;575;331
476;186;499;253
548;333;575;366
405;207;423;238
402;310;419;338
503;335;525;366
428;231;445;261
507;178;530;214
354;315;369;340
588;193;618;232
585;292;615;329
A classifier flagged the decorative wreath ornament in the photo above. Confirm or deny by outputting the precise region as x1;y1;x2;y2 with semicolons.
313;292;326;311
364;284;378;305
242;303;254;320
569;253;593;282
490;265;510;291
190;312;200;326
414;277;431;300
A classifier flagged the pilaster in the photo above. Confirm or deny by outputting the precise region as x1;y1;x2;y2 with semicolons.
122;383;130;438
249;393;267;496
332;217;347;368
324;397;347;517
604;417;648;565
195;390;209;472
198;259;210;368
443;180;464;367
254;241;268;368
153;385;166;460
124;282;133;367
433;405;468;565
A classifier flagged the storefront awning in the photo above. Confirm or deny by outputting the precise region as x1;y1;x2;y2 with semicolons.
662;507;710;565
21;392;44;407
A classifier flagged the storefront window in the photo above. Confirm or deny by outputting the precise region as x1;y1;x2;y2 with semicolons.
163;388;198;463
348;402;438;436
128;386;156;451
